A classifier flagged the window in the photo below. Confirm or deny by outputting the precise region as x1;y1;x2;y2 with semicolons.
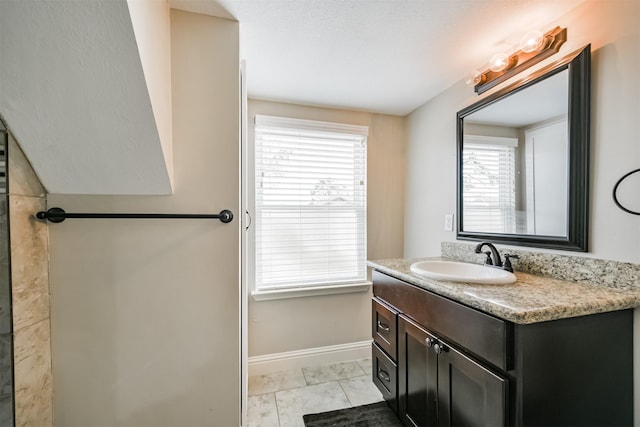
462;136;517;233
253;115;368;294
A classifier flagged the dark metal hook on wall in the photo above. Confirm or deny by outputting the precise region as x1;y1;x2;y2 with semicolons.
612;168;640;216
36;207;234;223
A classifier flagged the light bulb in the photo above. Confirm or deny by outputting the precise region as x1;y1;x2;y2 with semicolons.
465;70;483;86
489;53;510;72
520;30;544;53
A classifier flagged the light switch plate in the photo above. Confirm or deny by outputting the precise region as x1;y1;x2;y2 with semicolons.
444;214;454;232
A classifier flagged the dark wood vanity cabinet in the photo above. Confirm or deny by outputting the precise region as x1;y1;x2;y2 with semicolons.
398;314;507;427
371;270;633;427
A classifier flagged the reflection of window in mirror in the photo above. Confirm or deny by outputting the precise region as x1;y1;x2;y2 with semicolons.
462;135;517;234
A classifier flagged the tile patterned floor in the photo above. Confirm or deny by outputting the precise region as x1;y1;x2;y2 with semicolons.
247;358;383;427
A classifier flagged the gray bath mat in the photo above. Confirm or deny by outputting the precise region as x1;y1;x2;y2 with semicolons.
302;401;403;426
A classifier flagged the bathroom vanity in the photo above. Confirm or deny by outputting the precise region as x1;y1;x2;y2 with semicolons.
369;258;639;427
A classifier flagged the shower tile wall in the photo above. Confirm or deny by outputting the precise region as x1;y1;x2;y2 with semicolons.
0;128;13;427
5;129;52;427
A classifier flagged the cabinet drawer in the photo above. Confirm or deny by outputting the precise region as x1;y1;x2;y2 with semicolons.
372;343;398;413
373;271;512;371
372;297;398;360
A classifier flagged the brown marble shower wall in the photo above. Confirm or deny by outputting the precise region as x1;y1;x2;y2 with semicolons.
7;134;52;427
0;125;12;425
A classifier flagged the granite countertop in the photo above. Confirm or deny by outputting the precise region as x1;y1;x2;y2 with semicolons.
368;257;640;325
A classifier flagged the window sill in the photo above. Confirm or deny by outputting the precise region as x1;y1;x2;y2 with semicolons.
251;282;372;301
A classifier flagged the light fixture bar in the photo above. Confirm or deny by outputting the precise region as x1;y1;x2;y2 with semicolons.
474;26;567;95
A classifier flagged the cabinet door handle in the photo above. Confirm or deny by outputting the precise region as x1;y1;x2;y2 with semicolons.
433;343;447;355
377;369;391;382
377;320;390;332
426;337;435;347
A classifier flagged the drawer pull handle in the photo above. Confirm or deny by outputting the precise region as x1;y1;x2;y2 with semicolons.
377;321;390;332
378;369;391;382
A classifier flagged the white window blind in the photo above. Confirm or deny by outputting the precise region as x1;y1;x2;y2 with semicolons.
462;137;517;233
254;115;368;291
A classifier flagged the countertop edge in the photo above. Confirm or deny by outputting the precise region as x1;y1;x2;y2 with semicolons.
368;258;640;325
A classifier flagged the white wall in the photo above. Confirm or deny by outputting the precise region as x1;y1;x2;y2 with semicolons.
247;100;406;357
404;1;640;423
48;10;241;426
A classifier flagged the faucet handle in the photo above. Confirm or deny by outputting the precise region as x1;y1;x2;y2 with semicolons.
503;254;520;272
482;251;493;266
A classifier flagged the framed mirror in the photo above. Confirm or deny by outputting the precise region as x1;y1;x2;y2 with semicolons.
456;45;590;251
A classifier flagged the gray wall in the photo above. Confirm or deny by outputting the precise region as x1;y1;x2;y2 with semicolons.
405;1;640;262
404;0;640;421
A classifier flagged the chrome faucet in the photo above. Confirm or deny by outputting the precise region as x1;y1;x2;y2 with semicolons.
474;242;519;273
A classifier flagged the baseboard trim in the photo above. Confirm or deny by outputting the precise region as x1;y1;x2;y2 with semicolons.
248;340;373;376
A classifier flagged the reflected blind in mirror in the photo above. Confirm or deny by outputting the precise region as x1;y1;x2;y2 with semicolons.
462;137;517;234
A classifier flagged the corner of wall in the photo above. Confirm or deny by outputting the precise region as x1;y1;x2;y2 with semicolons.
127;0;174;191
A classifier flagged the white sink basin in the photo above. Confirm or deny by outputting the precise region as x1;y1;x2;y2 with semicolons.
410;260;516;284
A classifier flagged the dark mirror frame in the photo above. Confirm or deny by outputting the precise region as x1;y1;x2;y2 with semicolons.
456;45;590;251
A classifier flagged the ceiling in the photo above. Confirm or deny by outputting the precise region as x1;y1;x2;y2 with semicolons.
0;0;585;196
170;0;584;116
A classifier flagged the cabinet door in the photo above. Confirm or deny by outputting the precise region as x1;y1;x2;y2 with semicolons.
398;315;437;427
436;339;507;427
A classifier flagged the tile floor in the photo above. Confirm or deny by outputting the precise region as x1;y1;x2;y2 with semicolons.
247;358;384;427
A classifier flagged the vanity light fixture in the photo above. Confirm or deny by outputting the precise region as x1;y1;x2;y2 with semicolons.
519;30;545;53
472;26;567;95
488;52;516;72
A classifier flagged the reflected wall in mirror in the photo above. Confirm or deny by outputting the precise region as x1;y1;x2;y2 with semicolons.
457;45;590;251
